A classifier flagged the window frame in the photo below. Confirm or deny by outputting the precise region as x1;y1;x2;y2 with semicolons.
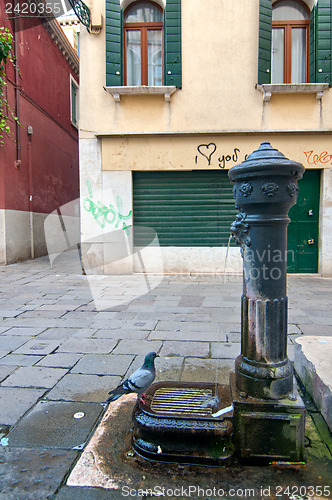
70;75;79;128
272;0;310;84
123;1;163;86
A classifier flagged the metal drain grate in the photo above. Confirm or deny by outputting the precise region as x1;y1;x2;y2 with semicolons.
150;387;214;417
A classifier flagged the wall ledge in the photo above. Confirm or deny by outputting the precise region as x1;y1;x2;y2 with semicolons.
104;86;177;102
256;83;330;102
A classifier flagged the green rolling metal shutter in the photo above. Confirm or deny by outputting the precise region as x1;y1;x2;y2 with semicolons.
258;0;272;84
164;0;182;87
106;0;123;86
133;171;237;247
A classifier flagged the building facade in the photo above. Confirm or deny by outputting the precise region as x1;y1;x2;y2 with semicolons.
79;0;332;276
0;4;79;263
58;12;80;55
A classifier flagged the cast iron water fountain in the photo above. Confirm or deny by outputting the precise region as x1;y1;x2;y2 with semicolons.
132;142;306;465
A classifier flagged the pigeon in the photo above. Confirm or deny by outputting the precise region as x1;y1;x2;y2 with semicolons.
106;352;159;403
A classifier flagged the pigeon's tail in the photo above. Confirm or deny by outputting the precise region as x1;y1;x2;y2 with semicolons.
105;383;131;403
105;392;124;403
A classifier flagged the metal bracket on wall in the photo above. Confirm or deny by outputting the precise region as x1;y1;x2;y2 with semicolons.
67;0;91;30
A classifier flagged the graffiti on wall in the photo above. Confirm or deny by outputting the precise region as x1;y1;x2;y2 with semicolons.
304;150;332;167
83;180;132;234
195;143;248;169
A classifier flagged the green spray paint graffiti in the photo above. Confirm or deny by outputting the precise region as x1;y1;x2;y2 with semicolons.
83;180;132;234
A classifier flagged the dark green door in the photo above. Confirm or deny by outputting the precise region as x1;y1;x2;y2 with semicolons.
287;170;320;273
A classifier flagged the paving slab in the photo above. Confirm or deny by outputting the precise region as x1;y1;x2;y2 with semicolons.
121;319;158;331
0;326;11;334
226;332;241;342
2;327;47;336
155;320;218;332
92;329;148;340
0;309;22;318
1;366;68;388
9;318;61;328
0;387;46;426
0;354;44;366
61;311;98;320
89;320;130;330
70;328;99;338
71;354;135;376
160;341;210;357
46;374;121;402
36;353;83;368
0;365;17;383
154;306;195;314
148;329;227;341
134;311;211;322
177;296;204;307
13;338;61;355
112;340;162;355
0;447;78;500
6;400;103;449
210;342;241;359
295;336;332;432
39;327;90;340
307;314;332;326
16;310;65;319
299;324;332;336
57;318;96;328
57;338;117;354
0;335;31;352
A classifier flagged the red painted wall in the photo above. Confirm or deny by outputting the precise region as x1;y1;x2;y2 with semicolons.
0;2;79;215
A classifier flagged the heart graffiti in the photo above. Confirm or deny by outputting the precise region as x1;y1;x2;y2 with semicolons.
197;143;217;165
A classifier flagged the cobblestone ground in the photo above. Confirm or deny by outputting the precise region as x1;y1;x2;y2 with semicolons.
0;252;331;498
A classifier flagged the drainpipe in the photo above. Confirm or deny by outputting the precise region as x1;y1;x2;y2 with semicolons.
13;0;21;169
27;125;34;259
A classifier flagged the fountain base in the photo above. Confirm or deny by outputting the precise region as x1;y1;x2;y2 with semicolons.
131;377;306;466
231;374;306;464
132;381;234;466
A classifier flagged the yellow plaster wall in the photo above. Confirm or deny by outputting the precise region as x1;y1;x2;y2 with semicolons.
80;0;332;139
101;134;332;171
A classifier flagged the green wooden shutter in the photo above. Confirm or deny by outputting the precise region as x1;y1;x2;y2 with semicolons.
313;0;332;84
164;0;182;88
133;171;237;247
105;0;123;86
310;3;317;82
258;0;272;84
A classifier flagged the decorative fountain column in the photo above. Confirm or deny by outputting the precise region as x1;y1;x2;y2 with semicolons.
228;141;306;463
130;142;306;466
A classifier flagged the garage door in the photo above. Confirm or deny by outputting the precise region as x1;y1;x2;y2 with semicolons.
133;171;237;247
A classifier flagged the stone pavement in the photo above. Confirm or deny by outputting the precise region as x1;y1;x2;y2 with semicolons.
0;252;331;498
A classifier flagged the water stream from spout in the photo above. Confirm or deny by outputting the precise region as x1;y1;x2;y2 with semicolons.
223;233;232;284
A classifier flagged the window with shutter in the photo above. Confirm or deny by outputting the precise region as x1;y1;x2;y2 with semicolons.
106;0;181;88
257;0;332;86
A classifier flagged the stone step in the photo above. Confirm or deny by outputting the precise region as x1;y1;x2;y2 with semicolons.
294;336;332;433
